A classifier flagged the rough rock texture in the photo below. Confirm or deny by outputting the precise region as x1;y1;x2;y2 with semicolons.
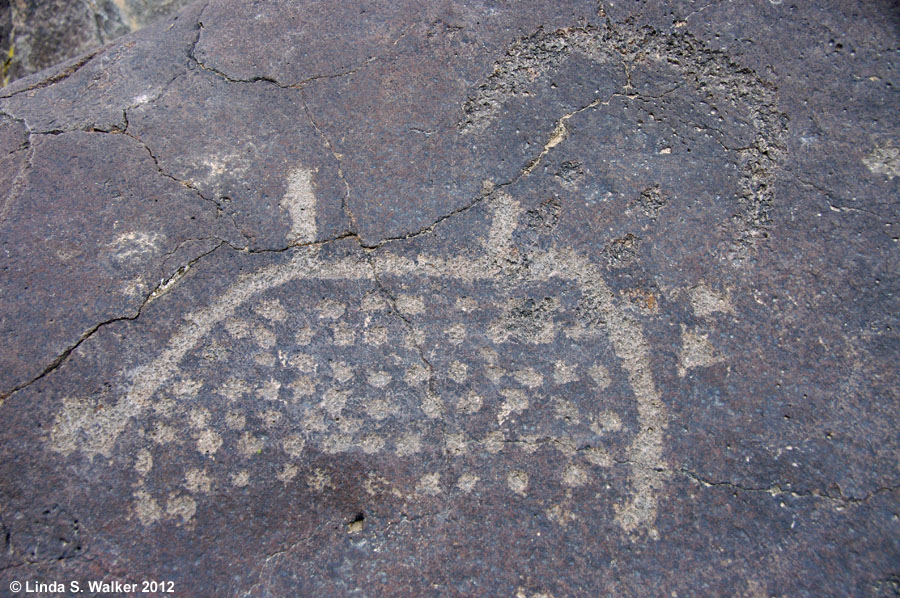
1;0;196;85
0;1;898;596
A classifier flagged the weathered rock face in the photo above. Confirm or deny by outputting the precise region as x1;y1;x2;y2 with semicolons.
0;1;898;596
1;0;195;85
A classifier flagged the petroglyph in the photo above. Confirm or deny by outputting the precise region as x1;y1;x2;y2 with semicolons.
690;283;734;317
507;470;529;496
280;165;318;243
862;145;900;179
108;231;163;265
462;22;786;261
49;190;673;538
457;473;479;493
678;326;725;377
485;191;520;258
36;18;802;541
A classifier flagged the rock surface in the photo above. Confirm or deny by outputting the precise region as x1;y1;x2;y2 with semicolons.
0;1;898;596
1;0;195;85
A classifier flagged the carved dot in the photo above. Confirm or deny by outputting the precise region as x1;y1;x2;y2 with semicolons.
507;470;529;496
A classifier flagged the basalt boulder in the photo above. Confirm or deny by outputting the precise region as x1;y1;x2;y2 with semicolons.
0;1;898;596
1;0;196;85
